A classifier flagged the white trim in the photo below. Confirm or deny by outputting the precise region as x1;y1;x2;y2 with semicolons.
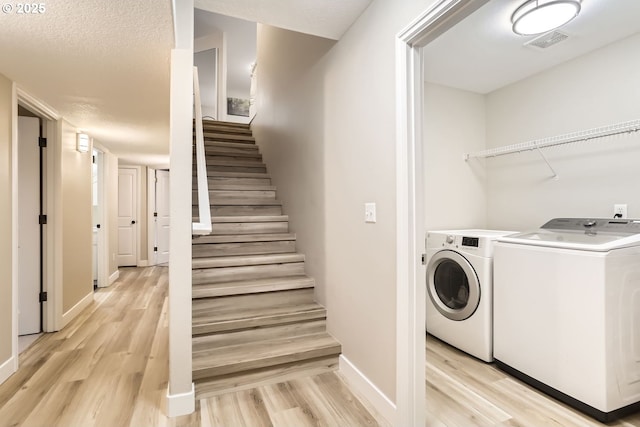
137;260;150;267
147;167;157;266
61;292;93;328
395;1;489;425
11;83;19;375
109;269;120;285
48;120;63;332
0;356;16;385
166;382;195;417
16;86;60;120
339;355;395;425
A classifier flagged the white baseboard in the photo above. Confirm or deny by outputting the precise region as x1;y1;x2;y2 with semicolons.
61;292;94;328
339;355;396;425
109;270;120;285
137;260;150;267
166;383;195;417
0;356;16;386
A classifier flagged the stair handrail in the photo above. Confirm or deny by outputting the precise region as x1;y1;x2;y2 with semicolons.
192;66;212;235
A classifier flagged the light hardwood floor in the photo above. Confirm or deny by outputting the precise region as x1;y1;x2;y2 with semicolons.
0;267;383;427
426;334;640;427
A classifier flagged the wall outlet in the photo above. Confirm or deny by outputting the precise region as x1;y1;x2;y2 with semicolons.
365;202;376;223
614;204;627;219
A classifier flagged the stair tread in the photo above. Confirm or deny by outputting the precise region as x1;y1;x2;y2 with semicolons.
194;356;338;399
193;233;295;244
193;253;304;269
192;332;341;378
192;275;314;298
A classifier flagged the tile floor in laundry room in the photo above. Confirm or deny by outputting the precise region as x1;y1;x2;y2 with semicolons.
426;334;640;427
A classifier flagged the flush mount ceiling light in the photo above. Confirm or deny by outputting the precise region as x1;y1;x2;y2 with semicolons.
512;0;581;36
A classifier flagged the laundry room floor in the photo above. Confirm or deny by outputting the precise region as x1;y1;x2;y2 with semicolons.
426;334;640;427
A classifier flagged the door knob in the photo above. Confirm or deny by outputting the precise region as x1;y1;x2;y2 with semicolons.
131;220;136;225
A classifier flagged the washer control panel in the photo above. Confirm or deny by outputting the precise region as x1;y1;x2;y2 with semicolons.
541;218;640;234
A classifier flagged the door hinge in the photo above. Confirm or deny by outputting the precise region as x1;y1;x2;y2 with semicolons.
38;137;47;148
39;214;47;225
154;246;158;252
39;291;47;302
421;254;426;265
153;212;158;217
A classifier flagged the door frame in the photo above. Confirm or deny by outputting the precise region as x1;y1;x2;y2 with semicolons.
92;144;110;288
11;86;62;372
394;1;489;424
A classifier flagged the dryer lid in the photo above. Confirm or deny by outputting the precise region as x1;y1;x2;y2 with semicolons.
498;218;640;251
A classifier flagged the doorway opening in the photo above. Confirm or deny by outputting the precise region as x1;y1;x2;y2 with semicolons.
395;1;489;424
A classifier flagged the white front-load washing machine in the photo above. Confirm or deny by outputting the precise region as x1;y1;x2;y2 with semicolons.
494;218;640;422
426;229;514;362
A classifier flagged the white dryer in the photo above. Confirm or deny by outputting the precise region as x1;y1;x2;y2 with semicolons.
426;229;514;362
494;218;640;422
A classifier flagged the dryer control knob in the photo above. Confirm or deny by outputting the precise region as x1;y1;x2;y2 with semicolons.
446;235;455;244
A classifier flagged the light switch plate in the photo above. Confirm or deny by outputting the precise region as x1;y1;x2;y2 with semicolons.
365;202;376;223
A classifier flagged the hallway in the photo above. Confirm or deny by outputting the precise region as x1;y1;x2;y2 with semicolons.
0;267;383;427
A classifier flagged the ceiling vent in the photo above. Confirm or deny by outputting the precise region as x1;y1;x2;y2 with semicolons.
524;30;569;49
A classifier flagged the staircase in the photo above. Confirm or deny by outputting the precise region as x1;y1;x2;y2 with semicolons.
192;120;341;398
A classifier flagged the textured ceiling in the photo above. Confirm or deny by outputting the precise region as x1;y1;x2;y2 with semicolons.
194;0;372;40
0;0;370;166
0;0;174;166
423;0;640;94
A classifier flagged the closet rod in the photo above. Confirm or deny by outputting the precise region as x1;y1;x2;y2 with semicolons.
464;119;640;161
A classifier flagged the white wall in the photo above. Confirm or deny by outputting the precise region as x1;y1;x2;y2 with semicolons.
423;82;487;231
254;0;438;404
485;33;640;231
0;72;13;379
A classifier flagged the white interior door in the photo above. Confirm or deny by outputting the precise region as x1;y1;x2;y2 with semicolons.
118;167;137;267
156;170;170;264
18;116;41;336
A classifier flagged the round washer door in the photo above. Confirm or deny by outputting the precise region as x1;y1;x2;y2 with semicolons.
427;250;480;321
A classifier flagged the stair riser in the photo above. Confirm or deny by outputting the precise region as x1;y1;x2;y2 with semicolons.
192;253;303;269
192;343;341;379
211;206;283;216
205;165;267;173
207;222;289;235
205;177;272;186
193;233;294;245
192;262;305;285
199;126;252;135
207;190;276;199
193;320;327;349
203;150;262;160
194;191;277;201
193;288;315;313
193;206;283;216
204;135;255;144
203;158;266;167
192;309;325;336
203;140;258;150
192;241;296;258
192;278;313;299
